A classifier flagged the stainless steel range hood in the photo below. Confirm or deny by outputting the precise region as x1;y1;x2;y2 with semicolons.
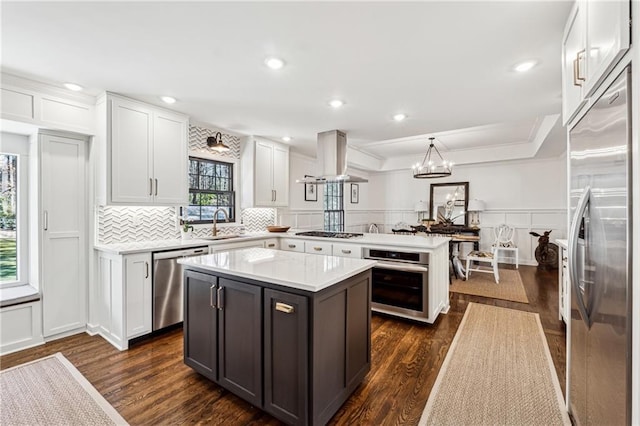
296;130;368;184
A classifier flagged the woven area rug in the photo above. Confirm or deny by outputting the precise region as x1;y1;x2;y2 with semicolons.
419;303;570;426
1;353;127;425
450;268;529;303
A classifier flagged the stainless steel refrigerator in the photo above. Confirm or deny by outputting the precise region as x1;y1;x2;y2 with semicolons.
568;66;631;426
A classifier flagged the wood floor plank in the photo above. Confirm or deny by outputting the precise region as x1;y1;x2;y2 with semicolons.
1;265;565;425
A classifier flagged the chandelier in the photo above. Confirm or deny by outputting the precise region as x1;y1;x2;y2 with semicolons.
412;137;453;179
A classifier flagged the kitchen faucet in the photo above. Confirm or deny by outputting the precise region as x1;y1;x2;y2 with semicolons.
212;208;229;236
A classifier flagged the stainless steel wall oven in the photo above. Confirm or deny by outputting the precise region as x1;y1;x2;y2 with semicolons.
363;248;429;320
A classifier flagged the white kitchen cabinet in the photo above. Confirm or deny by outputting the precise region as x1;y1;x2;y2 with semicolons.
304;240;332;255
263;238;279;249
280;238;304;253
583;0;630;97
124;253;152;339
240;136;289;208
332;243;363;259
562;0;630;124
96;93;188;206
0;74;95;134
39;131;88;338
95;251;152;350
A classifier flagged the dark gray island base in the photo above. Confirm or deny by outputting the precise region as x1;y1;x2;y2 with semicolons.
182;266;372;425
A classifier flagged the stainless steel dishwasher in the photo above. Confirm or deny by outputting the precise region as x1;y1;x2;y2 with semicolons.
152;246;208;330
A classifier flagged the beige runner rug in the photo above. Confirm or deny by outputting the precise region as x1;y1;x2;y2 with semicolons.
419;303;570;426
450;268;529;303
1;353;128;425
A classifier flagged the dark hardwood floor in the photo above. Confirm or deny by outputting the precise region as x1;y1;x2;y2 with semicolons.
0;265;565;425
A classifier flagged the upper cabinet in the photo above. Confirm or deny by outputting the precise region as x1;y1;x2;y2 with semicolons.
562;0;630;125
96;93;188;206
240;136;289;208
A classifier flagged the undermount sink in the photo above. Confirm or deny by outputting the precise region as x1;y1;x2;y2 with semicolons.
199;234;245;241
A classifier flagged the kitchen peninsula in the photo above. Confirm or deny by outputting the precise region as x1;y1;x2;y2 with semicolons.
178;248;376;426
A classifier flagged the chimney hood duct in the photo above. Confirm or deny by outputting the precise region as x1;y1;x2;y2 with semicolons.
296;130;368;184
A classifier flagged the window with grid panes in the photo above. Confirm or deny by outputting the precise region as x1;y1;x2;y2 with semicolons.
187;157;235;223
323;182;344;232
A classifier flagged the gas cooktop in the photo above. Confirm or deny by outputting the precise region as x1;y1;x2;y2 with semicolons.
295;231;364;239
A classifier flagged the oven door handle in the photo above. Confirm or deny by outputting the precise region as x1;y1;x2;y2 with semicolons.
373;261;428;273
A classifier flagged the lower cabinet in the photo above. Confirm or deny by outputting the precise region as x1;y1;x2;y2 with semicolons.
95;251;152;350
183;267;371;426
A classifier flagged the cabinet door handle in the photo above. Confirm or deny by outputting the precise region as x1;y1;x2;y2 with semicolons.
145;261;149;278
341;249;352;254
275;302;294;314
43;211;48;231
273;190;276;202
217;287;224;310
267;243;276;248
575;49;586;84
154;178;158;196
149;178;153;196
288;244;296;248
210;284;216;308
313;246;323;251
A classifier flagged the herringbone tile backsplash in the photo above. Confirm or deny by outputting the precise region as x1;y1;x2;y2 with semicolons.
188;125;240;160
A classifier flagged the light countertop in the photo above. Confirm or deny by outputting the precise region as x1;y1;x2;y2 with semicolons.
556;239;568;249
178;247;377;292
94;231;450;255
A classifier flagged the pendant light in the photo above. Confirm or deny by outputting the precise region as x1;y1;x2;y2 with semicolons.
412;137;453;179
207;132;230;153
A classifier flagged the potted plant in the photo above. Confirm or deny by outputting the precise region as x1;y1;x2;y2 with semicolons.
180;219;194;240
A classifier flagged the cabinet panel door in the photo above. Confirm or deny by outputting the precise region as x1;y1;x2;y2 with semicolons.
254;140;274;206
272;144;289;206
125;253;152;338
562;3;586;125
184;270;217;380
264;289;308;425
584;0;630;97
110;97;153;203
41;134;87;337
217;278;262;406
153;111;188;205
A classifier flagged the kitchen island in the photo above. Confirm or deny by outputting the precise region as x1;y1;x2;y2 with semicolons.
178;248;376;426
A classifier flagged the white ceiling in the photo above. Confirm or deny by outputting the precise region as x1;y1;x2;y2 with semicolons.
0;1;573;166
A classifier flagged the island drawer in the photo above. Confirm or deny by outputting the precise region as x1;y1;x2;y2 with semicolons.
304;241;332;255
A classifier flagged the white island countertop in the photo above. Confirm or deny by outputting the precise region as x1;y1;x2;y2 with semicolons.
178;247;377;292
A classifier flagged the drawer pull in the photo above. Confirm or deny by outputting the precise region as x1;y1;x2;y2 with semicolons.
313;247;323;251
210;284;216;308
288;244;296;248
267;243;276;248
275;302;294;314
341;249;352;254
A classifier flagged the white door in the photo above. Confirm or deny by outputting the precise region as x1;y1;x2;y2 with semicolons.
41;133;87;337
125;253;152;338
254;140;274;206
110;97;153;203
153;111;188;205
272;143;289;207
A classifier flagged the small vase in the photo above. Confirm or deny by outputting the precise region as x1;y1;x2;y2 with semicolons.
181;229;193;240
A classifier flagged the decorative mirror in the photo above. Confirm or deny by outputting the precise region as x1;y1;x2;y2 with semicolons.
429;182;469;226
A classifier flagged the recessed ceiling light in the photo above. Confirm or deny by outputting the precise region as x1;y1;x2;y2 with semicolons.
329;99;344;108
282;136;292;142
63;82;83;91
513;60;537;72
161;96;176;104
393;113;407;122
265;57;285;70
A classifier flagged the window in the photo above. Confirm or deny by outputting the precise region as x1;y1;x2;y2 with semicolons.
323;182;344;232
0;154;18;285
186;157;235;223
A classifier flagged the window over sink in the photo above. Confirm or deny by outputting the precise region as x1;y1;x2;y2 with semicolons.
186;157;236;223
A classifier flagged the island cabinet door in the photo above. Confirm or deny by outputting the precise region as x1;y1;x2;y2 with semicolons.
263;289;309;425
183;270;217;381
217;278;263;407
